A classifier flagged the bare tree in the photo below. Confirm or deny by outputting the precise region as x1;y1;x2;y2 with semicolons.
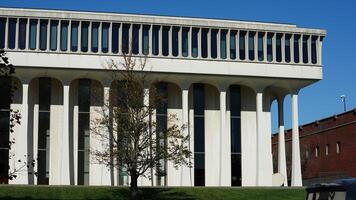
0;50;34;183
91;52;192;200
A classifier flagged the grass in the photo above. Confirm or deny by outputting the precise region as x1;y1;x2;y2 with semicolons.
0;185;306;200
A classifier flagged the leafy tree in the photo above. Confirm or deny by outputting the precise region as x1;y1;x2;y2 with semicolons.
91;53;192;200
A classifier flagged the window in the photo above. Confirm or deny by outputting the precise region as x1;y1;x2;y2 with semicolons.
211;29;218;59
131;24;140;55
0;77;11;184
267;33;273;62
230;30;237;59
0;18;6;49
17;19;27;50
336;142;341;154
303;35;309;63
194;84;205;186
39;20;48;50
142;25;149;55
37;78;51;185
182;27;189;57
248;32;255;61
201;28;208;58
315;146;319;158
258;33;264;61
276;34;282;62
172;26;179;57
152;25;160;56
162;26;169;56
91;22;99;53
191;28;199;58
230;85;241;186
29;19;38;50
156;83;168;186
102;23;109;53
325;144;329;156
239;31;246;60
81;22;89;52
305;150;309;159
285;34;291;63
8;18;17;49
50;20;58;51
220;30;227;59
311;36;318;64
294;35;300;63
112;23;120;54
71;21;79;52
78;79;91;185
60;21;68;51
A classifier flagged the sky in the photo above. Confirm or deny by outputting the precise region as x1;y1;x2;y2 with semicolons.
0;0;355;132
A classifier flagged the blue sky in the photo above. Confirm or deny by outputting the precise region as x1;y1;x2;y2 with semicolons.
1;0;355;132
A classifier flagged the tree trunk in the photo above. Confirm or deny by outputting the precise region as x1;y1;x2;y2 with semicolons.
130;172;139;200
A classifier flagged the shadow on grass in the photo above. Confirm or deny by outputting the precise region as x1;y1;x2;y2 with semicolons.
110;188;195;200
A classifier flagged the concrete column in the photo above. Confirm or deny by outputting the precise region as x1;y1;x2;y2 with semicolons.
57;20;61;52
272;33;276;62
88;22;92;52
4;18;8;49
98;23;102;53
219;89;230;186
78;21;82;52
281;34;286;63
254;32;258;61
187;27;191;58
61;84;70;185
158;25;162;56
129;23;133;54
318;36;323;65
67;20;71;53
291;34;295;63
178;27;182;57
197;28;201;58
299;35;303;64
263;32;267;62
236;30;240;61
138;24;142;55
118;24;122;55
244;31;248;61
108;22;112;54
277;96;288;186
181;88;190;186
217;29;221;59
15;18;19;50
255;91;263;186
207;29;211;59
36;19;40;51
226;30;230;60
308;35;312;64
291;93;302;186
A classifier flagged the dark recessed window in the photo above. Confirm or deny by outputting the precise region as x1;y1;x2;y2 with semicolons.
37;77;51;185
152;25;160;56
311;36;318;64
239;31;246;60
18;19;27;50
102;23;109;53
294;35;300;63
81;22;89;52
303;35;309;64
267;33;273;62
50;20;58;51
230;31;237;60
8;18;17;49
142;25;149;55
78;79;91;185
91;22;99;53
201;28;208;58
220;30;227;59
71;21;79;52
248;32;255;61
112;23;120;54
131;24;140;55
230;85;241;186
194;83;205;186
258;32;264;61
60;21;68;51
285;34;291;63
39;20;48;50
276;33;282;62
191;28;199;58
172;26;179;57
0;18;6;49
211;29;218;59
182;27;189;57
162;26;169;56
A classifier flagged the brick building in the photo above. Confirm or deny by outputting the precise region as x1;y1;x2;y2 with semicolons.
272;108;356;186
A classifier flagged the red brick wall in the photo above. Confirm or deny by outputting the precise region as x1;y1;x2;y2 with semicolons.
272;109;356;183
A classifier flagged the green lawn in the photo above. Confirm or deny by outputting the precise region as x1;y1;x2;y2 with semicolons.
0;185;305;200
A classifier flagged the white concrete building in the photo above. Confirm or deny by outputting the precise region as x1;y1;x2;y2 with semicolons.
0;8;326;187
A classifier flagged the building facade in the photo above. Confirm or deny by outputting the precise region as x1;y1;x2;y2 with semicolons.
272;109;356;186
0;8;326;186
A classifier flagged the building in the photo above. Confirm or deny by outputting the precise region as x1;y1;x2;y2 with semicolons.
0;8;326;186
272;109;356;186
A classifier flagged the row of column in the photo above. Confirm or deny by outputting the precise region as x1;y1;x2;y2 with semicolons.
14;82;302;186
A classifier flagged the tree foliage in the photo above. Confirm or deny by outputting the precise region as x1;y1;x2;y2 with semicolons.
91;53;191;199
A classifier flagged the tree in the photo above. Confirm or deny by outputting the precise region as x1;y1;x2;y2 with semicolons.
0;50;35;183
91;53;192;200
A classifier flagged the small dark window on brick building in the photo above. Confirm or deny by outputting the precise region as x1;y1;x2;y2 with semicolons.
336;142;341;154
